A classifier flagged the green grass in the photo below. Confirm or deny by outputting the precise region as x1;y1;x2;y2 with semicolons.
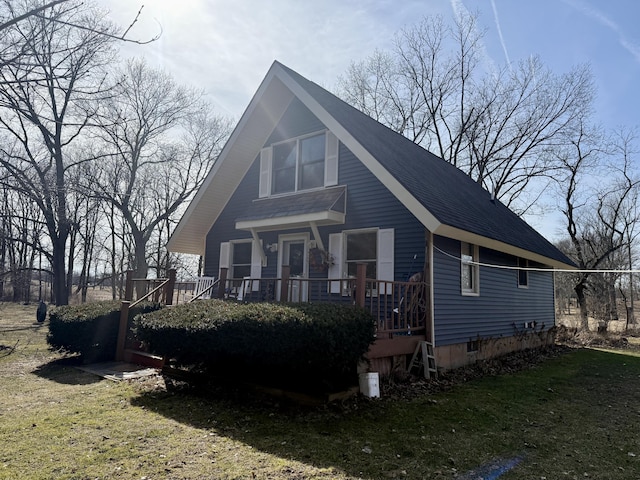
1;302;640;479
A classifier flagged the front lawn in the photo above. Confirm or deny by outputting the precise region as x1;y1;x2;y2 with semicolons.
1;302;639;479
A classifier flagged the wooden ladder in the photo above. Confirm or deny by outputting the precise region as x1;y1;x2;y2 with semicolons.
408;341;438;379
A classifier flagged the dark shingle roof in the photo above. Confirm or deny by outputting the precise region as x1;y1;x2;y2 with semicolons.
276;62;572;267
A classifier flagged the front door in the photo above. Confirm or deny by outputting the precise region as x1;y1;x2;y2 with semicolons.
278;234;309;301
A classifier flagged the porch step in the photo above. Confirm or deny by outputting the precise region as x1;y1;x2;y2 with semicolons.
408;341;437;379
122;349;165;369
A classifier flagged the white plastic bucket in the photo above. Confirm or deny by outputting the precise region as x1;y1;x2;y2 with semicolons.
359;372;380;398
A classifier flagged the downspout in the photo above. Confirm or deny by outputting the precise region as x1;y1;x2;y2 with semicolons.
427;230;435;345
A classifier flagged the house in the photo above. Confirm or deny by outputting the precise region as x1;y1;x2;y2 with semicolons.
167;61;574;374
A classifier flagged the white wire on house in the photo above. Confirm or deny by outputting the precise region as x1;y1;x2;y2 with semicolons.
433;245;640;275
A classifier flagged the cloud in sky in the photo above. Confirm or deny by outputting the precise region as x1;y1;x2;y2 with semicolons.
448;0;500;75
563;0;640;64
490;0;511;68
108;0;435;117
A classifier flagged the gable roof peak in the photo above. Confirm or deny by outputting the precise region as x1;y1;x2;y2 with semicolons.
168;61;573;269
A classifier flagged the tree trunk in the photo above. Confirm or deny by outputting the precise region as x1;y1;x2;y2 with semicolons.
575;282;589;331
133;232;148;298
607;277;618;322
52;237;69;306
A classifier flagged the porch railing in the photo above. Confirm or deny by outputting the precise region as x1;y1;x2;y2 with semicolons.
115;269;176;361
211;264;429;338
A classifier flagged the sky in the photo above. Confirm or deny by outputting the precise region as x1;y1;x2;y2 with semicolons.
104;0;640;240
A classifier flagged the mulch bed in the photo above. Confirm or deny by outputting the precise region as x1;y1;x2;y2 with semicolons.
378;344;573;402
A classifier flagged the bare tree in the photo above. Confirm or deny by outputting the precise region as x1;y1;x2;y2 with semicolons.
0;0;157;71
611;128;640;326
0;183;46;302
0;1;119;305
337;12;594;214
90;59;231;284
556;121;640;330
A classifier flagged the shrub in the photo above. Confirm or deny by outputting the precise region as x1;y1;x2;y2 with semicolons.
135;300;376;392
48;301;162;363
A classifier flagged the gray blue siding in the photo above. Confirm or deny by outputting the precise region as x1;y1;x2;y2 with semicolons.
433;235;555;346
205;98;426;282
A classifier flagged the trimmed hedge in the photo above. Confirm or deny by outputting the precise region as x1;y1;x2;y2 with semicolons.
47;301;162;363
134;300;376;392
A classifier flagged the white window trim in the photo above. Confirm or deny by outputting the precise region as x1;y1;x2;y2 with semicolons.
518;257;529;289
221;239;262;292
276;232;310;279
229;239;253;280
260;130;339;198
328;228;394;296
277;232;310;302
461;242;480;296
343;228;377;296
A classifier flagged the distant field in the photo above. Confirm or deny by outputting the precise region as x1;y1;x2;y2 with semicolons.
1;302;640;479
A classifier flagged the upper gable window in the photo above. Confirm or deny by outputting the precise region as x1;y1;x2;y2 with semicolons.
272;133;325;194
259;131;339;198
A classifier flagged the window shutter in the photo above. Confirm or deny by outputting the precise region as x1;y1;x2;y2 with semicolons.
219;242;230;278
250;239;263;291
377;228;394;295
259;147;272;198
324;131;339;187
328;232;343;293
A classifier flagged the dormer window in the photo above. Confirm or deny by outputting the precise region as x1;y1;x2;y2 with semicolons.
259;130;339;198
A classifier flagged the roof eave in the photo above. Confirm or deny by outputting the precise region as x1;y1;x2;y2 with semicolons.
435;224;574;270
167;67;295;254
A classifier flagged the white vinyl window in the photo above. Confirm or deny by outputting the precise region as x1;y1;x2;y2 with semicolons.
518;257;529;288
345;230;377;279
461;242;479;295
328;228;394;295
219;240;263;292
230;241;252;282
259;131;339;197
272;133;325;194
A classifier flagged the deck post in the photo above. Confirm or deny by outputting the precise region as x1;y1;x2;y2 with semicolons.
165;268;176;305
218;268;228;299
280;265;290;302
124;270;134;301
355;263;366;308
116;300;130;362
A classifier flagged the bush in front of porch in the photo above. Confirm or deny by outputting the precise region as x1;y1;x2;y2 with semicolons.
134;300;376;393
47;301;162;363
